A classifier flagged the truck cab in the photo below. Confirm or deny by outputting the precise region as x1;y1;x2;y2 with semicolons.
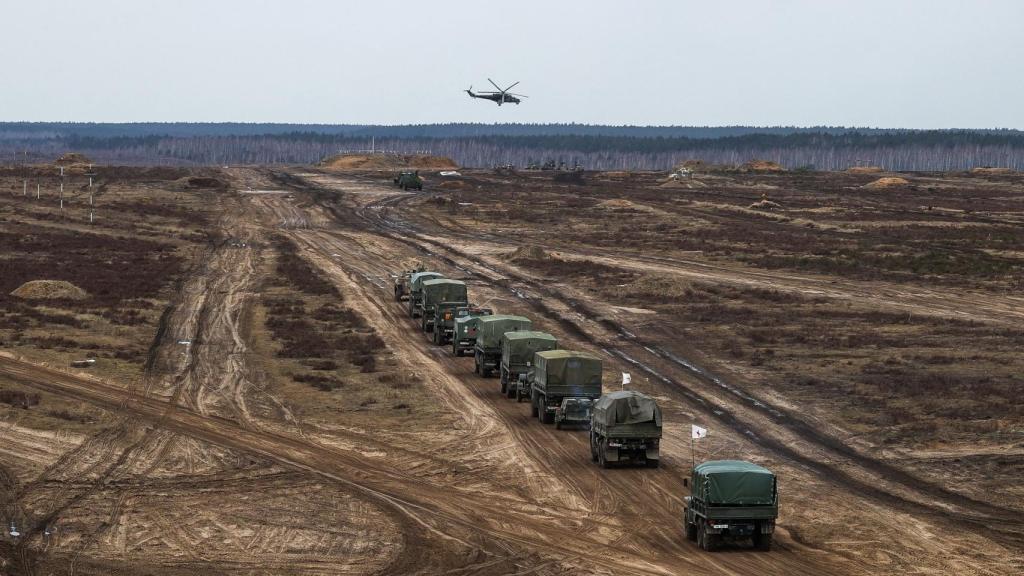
451;306;493;356
683;460;778;552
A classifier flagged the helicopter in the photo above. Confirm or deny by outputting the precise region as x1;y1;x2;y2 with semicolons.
465;79;528;106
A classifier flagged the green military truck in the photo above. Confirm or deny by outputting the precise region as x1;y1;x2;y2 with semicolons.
394;171;423;191
499;331;558;399
590;390;662;468
407;272;444;318
529;350;603;425
452;307;493;356
418;279;468;334
684;460;778;552
474;315;532;377
430;301;479;345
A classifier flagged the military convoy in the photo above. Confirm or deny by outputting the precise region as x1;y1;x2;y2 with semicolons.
391;268;778;553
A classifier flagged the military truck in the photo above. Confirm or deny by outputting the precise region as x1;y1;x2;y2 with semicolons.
474;315;532;377
430;301;479;346
394;171;423;191
418;279;468;334
393;266;424;302
407;272;444;318
449;306;493;355
529;350;603;425
683;460;778;552
590;390;662;468
499;331;558;399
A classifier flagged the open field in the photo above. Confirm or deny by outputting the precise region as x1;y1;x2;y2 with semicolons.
1;162;1022;574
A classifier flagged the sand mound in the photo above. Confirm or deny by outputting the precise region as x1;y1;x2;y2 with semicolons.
740;160;786;172
749;199;783;211
55;152;93;166
847;166;883;174
509;245;549;262
864;177;911;189
970;167;1014;175
320;153;457;171
11;280;89;300
436;180;467;190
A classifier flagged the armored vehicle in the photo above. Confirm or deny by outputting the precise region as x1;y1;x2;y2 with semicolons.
683;460;778;552
555;397;593;429
393;266;424;302
451;306;493;356
473;315;532;377
529;350;602;424
418;279;468;334
590;390;662;468
430;301;478;345
499;331;558;399
394;171;423;191
407;272;444;318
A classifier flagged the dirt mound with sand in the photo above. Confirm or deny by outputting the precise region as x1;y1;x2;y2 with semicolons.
436;180;467;190
320;153;457;171
509;245;550;262
11;280;89;300
970;167;1014;175
847;166;883;174
55;152;93;166
173;176;229;190
864;177;911;189
740;160;786;173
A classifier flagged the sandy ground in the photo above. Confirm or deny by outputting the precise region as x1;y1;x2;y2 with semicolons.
1;167;1020;575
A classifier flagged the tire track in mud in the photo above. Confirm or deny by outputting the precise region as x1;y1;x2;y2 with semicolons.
277;170;1024;551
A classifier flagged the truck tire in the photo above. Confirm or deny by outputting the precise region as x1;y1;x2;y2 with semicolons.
599;441;610;468
541;403;554;425
754;531;772;552
530;396;539;417
697;524;706;550
474;357;480;375
500;369;507;394
646;458;660;469
590;434;598;462
555;420;562;430
685;518;697;542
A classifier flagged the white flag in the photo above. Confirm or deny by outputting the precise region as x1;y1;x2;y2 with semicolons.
691;425;708;439
622;372;631;385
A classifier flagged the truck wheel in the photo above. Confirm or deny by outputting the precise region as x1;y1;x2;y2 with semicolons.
474;358;480;375
599;443;610;469
646;458;660;469
531;396;539;418
541;407;554;425
697;524;706;550
506;387;516;399
555;421;562;430
500;370;507;394
685;518;697;542
516;390;524;403
754;532;772;552
590;434;598;462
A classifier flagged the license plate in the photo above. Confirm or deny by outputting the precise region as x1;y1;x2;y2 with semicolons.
712;524;729;529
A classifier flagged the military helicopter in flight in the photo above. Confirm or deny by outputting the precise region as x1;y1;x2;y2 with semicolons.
465;79;528;106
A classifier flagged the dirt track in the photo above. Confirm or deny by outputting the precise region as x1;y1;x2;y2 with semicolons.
1;168;1021;574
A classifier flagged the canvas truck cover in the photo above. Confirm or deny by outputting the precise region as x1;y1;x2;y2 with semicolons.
501;331;558;366
693;460;777;506
420;279;468;306
534;350;603;389
591;390;662;429
476;315;532;349
410;272;444;292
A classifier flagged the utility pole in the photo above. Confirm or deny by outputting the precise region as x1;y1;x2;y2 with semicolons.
23;179;27;196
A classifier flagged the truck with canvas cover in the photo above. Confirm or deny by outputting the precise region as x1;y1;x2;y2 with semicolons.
683;460;778;552
407;272;444;318
418;279;468;334
589;390;662;468
394;171;423;191
499;331;558;399
529;350;602;425
451;306;493;356
473;315;532;377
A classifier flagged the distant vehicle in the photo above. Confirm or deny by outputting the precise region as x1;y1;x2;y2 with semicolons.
499;330;558;399
529;350;603;424
393;266;425;302
555;397;593;429
394;171;423;191
407;272;445;318
474;315;532;377
418;279;468;334
465;79;528;106
683;460;778;552
451;306;494;356
590;390;662;467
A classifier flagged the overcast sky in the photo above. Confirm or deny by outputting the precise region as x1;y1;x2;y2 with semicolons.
2;0;1022;128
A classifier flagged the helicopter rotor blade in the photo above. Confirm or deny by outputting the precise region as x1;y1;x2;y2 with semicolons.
488;78;504;92
508;93;528;98
504;81;520;92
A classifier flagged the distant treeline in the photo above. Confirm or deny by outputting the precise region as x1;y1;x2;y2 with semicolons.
2;123;1024;170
